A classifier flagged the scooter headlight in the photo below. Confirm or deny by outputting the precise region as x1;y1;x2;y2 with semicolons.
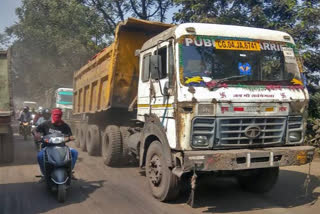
50;137;64;144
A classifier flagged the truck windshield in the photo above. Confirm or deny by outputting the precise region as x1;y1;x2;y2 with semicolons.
180;36;301;86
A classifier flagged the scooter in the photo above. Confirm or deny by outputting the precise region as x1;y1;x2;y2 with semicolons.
40;133;73;202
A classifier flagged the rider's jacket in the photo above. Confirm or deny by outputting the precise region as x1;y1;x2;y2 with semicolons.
36;120;72;136
35;117;49;126
19;112;32;122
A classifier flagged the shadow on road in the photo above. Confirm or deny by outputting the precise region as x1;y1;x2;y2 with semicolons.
175;169;320;212
0;179;105;214
0;135;38;167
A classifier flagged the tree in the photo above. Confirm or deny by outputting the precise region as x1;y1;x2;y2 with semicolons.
6;0;108;102
173;0;320;79
79;0;173;33
0;33;10;49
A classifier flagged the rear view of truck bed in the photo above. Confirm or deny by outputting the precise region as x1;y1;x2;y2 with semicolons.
0;50;14;163
73;18;172;114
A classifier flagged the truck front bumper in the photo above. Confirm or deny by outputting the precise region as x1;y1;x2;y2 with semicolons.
183;146;315;172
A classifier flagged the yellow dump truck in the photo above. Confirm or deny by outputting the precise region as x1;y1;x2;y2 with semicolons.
73;18;314;202
0;50;14;163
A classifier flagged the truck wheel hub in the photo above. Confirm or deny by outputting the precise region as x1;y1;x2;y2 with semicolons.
148;155;162;186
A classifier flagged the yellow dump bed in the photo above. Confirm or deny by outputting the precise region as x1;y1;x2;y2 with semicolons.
73;18;173;114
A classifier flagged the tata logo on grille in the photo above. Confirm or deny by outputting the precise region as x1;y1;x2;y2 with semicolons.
244;126;261;139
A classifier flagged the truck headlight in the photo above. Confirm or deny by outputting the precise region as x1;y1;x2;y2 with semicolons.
289;131;301;142
192;135;209;147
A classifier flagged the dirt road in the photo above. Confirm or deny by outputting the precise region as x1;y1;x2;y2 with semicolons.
0;133;319;214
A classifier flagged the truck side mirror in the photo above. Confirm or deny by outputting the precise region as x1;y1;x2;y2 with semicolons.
150;55;163;80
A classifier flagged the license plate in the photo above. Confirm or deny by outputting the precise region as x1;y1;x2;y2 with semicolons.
215;40;261;51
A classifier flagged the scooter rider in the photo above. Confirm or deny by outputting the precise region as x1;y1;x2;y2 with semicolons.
35;108;51;126
36;108;78;176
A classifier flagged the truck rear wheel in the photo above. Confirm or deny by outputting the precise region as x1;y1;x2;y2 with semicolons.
145;141;180;201
74;125;81;148
101;125;122;166
80;124;87;152
86;125;101;156
237;167;279;193
119;126;130;164
0;127;14;163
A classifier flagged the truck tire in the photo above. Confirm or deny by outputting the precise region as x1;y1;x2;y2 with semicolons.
120;126;130;164
74;125;81;148
145;141;180;201
86;125;101;156
0;127;14;163
80;124;87;152
237;167;279;193
101;125;122;166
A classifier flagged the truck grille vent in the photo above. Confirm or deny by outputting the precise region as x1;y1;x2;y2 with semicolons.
192;118;215;134
217;117;286;146
288;116;303;130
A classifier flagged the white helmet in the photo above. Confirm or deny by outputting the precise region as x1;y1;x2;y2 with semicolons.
38;106;43;113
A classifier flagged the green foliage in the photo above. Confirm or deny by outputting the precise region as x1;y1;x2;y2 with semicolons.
79;0;173;30
173;0;320;76
308;92;320;119
305;119;320;149
0;33;10;49
6;0;109;102
7;0;174;103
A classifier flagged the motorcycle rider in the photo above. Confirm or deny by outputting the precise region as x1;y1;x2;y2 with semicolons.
18;106;32;134
19;106;32;122
35;108;51;126
32;108;51;143
35;108;78;176
33;106;44;125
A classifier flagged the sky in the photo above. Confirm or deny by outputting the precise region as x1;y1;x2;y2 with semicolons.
0;0;21;33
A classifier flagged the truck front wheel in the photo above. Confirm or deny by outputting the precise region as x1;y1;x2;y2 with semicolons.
101;125;122;166
237;167;279;193
145;141;180;201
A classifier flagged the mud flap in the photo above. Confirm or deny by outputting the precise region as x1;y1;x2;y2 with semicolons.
187;165;198;208
51;168;69;184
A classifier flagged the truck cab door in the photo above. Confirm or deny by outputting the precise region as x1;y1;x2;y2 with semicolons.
137;40;177;148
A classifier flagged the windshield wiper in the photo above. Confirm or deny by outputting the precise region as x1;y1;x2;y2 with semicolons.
209;75;247;90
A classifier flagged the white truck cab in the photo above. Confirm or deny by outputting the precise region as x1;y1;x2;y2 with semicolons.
135;23;313;200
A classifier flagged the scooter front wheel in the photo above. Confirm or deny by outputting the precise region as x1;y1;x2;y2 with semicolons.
57;184;67;203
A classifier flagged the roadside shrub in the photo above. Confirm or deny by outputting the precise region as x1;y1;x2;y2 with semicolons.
308;92;320;119
305;119;320;155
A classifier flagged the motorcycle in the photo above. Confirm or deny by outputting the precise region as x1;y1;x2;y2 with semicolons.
20;121;31;140
40;133;73;202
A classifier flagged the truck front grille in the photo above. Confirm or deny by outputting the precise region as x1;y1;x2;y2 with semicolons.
216;117;286;146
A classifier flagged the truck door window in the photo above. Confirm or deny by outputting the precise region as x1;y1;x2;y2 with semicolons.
142;54;151;82
153;46;167;79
